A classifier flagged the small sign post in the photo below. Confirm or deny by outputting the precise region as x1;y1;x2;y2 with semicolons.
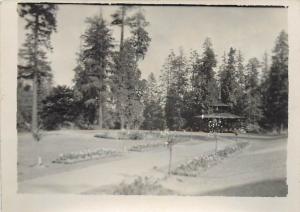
166;135;175;176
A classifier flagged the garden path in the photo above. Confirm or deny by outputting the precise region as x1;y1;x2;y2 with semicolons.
18;137;233;194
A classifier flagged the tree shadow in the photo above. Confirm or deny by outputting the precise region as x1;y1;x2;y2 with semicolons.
198;178;288;197
220;134;287;142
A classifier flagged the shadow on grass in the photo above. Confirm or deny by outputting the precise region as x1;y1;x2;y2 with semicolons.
199;178;288;197
220;134;287;142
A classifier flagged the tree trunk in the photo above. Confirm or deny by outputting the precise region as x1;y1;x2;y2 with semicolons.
98;98;103;129
32;15;39;136
126;122;131;131
118;6;125;130
120;112;125;130
32;14;43;166
168;144;173;176
32;72;38;135
119;6;125;52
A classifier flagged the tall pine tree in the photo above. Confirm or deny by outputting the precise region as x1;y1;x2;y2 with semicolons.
244;58;262;126
128;8;151;62
111;7;151;130
265;31;288;132
161;49;188;130
142;73;165;130
233;50;247;116
191;38;218;114
74;13;114;128
260;51;271;128
18;3;57;166
18;4;57;137
220;47;238;106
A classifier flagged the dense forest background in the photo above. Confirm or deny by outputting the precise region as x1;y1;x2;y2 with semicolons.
17;4;288;134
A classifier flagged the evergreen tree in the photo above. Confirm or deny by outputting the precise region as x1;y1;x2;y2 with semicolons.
111;6;150;130
146;73;158;102
233;50;247;115
220;47;238;106
18;3;57;165
259;51;271;128
73;14;114;128
181;39;218;130
73;50;97;127
191;38;218;113
111;6;133;129
180;50;201;130
111;40;144;129
161;49;188;130
126;9;151;129
261;51;270;84
244;58;263;126
41;86;81;130
18;3;57;166
18;4;57;137
265;31;288;132
142;73;165;130
217;51;227;98
111;5;135;51
128;8;151;62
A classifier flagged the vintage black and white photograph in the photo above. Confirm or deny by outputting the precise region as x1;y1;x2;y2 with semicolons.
17;3;288;196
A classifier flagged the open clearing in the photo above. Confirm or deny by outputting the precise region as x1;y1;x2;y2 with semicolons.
18;130;287;196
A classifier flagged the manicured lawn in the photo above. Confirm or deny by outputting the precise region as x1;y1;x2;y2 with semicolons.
18;130;287;196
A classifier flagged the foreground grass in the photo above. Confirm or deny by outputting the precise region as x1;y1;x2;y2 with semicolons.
18;130;287;196
160;136;287;196
200;178;287;197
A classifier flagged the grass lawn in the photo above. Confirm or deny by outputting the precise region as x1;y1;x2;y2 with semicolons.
18;130;287;196
160;135;287;196
18;129;168;181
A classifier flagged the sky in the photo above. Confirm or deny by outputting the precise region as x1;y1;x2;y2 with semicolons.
18;4;288;86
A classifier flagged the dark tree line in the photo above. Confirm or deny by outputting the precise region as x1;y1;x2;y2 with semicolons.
159;32;288;133
17;4;288;134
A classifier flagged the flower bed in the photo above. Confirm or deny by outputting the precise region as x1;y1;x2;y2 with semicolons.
94;132;113;139
94;131;145;140
52;148;122;164
172;142;249;177
113;176;173;195
128;143;165;152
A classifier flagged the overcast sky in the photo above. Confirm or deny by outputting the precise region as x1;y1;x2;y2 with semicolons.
18;4;287;86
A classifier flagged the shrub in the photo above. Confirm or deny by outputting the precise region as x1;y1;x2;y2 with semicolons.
172;142;249;177
141;101;165;130
113;176;173;195
128;132;144;140
128;143;164;152
115;131;145;140
40;86;81;130
94;133;110;139
52;148;121;164
246;123;261;133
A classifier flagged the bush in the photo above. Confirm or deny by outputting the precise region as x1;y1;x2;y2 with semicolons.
141;101;165;130
94;133;110;139
172;142;249;177
113;176;173;195
128;132;144;140
128;143;164;152
115;131;145;140
40;86;81;130
246;123;261;133
52;148;121;164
